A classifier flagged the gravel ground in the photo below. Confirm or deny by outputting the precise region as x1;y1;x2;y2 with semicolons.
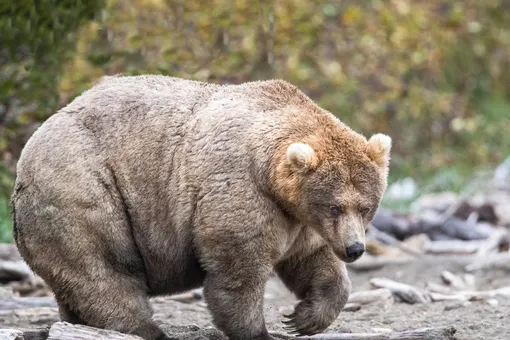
2;255;509;339
158;255;510;339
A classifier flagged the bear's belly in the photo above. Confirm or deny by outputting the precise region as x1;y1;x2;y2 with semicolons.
143;242;206;296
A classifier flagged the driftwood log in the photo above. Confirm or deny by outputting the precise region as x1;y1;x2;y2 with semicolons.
460;286;510;300
272;326;457;340
428;292;469;303
367;228;422;258
428;286;510;302
0;288;56;311
418;214;488;242
0;327;49;340
347;257;412;272
423;240;485;255
0;261;33;282
440;271;474;291
348;289;394;305
370;209;417;241
342;303;362;312
369;278;430;304
465;252;510;272
425;282;452;294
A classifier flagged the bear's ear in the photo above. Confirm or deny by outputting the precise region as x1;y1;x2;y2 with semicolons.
367;134;392;169
286;142;318;172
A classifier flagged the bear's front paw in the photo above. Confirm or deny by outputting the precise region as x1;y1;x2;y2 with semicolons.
281;299;338;336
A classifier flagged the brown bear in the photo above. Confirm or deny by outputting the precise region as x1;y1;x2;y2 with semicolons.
11;75;391;340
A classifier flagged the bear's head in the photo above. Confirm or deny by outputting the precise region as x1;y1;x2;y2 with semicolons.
274;130;391;263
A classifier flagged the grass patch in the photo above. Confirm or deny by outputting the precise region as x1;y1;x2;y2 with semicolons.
0;164;14;243
0;194;13;243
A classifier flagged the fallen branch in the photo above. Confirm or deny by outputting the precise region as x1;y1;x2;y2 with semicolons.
369;278;430;304
271;326;457;340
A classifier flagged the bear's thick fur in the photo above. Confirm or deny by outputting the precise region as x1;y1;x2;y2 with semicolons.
11;75;391;340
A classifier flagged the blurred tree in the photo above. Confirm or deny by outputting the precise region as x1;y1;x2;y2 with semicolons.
0;0;105;240
58;0;510;182
2;0;510;241
0;0;104;170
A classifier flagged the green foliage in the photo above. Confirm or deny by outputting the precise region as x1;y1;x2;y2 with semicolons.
0;195;13;243
2;0;510;241
57;0;510;181
0;0;105;167
0;0;105;241
0;163;14;242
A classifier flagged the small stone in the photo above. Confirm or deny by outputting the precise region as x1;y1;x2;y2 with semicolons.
192;288;203;299
486;299;498;307
343;302;362;312
371;327;393;333
264;293;275;299
444;300;471;311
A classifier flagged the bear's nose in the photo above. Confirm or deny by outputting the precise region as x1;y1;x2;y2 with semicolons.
346;243;365;260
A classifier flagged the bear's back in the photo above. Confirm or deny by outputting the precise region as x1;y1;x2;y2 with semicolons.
64;75;220;120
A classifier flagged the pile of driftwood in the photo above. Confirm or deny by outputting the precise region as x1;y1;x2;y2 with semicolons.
368;177;510;258
367;271;510;307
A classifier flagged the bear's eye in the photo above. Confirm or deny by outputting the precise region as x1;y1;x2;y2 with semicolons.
330;205;342;218
361;207;371;217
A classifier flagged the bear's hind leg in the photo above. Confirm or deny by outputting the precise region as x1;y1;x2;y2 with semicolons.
52;271;170;340
56;300;85;325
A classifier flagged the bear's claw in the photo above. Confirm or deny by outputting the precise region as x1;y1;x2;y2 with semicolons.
281;300;333;336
